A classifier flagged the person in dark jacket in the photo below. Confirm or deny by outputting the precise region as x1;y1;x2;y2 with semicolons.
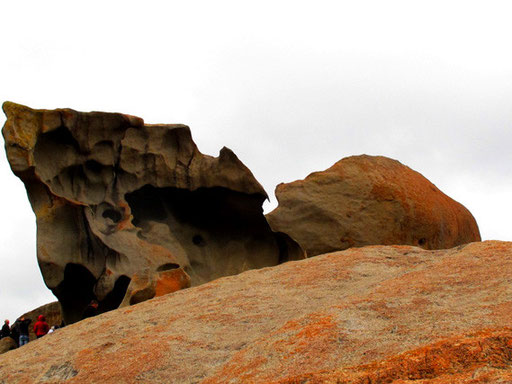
14;316;32;346
10;323;19;347
33;315;50;338
1;320;10;339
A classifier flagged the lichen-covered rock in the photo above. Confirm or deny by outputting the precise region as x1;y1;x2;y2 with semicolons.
267;155;481;256
2;102;304;324
0;241;511;383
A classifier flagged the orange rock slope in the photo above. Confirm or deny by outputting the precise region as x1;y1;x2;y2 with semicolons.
267;155;481;256
1;241;512;383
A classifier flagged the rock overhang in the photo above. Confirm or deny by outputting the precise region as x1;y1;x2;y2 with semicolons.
2;101;304;324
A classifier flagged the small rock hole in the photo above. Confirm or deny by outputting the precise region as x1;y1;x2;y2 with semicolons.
192;234;206;247
102;209;122;223
157;263;180;272
85;160;103;173
418;238;427;246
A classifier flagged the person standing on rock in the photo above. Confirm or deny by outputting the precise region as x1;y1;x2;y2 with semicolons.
10;323;19;347
33;315;50;338
1;320;10;339
14;317;32;346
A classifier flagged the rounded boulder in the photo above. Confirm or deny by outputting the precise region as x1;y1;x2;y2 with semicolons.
266;155;481;256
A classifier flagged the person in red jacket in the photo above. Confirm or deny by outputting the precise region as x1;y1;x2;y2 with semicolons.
33;315;49;338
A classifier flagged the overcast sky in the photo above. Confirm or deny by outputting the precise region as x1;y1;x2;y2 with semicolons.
1;1;511;323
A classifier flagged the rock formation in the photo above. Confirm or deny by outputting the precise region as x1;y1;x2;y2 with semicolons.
0;241;510;383
2;102;304;324
266;155;481;256
0;337;16;355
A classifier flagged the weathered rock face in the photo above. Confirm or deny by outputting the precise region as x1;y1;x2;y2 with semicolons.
0;337;16;355
2;102;304;324
267;155;481;256
0;241;510;383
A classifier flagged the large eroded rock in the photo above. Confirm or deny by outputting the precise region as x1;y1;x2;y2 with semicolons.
0;241;511;383
2;102;303;324
267;155;481;256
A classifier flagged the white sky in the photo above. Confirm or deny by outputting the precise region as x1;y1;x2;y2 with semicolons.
1;0;511;323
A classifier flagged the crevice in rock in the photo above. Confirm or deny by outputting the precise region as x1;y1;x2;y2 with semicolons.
274;232;305;264
97;275;131;314
157;263;180;272
52;263;96;325
52;264;132;324
84;160;103;174
102;208;122;223
129;287;155;306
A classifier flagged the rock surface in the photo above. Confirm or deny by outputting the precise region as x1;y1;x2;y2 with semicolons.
2;102;303;324
0;241;511;383
267;155;481;256
0;337;16;355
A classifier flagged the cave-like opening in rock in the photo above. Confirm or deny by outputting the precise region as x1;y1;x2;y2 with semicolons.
53;263;96;325
126;185;267;228
53;264;132;324
98;275;131;313
34;126;81;154
102;208;122;223
125;185;293;285
127;187;168;225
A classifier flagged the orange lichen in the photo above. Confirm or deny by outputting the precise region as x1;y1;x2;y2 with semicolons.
72;337;169;383
280;328;512;384
206;313;340;383
154;268;191;297
202;350;269;384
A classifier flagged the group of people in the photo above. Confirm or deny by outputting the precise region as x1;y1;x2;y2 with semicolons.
0;300;100;349
1;315;58;347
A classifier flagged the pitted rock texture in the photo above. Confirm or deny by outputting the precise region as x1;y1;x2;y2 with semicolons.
2;102;303;324
0;241;511;383
267;155;481;256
